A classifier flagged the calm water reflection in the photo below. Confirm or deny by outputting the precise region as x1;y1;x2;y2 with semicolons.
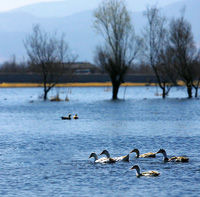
0;87;200;196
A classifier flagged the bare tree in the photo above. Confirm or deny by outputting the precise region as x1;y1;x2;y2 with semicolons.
24;24;76;100
143;7;177;98
191;52;200;97
157;43;179;86
168;16;197;98
94;0;141;100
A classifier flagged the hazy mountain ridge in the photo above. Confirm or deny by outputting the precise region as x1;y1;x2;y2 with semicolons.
0;0;199;62
13;0;179;18
15;0;99;18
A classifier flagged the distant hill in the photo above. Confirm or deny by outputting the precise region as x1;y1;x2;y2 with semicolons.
0;0;199;63
15;0;98;18
14;0;180;18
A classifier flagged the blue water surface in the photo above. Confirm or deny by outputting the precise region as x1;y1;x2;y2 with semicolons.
0;86;199;197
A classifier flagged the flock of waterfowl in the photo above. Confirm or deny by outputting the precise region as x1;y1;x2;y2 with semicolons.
61;113;78;120
89;149;189;177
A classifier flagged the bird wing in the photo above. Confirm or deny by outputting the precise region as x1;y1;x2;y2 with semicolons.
96;157;116;163
113;155;129;162
140;152;156;158
169;156;189;162
142;171;160;176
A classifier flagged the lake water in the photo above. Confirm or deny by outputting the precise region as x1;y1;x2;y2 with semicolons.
0;86;200;196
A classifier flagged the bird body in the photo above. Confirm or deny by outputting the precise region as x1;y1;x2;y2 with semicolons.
168;156;189;162
73;114;79;119
130;148;156;158
141;171;160;176
156;149;189;162
100;150;129;162
130;165;160;177
61;114;71;120
89;153;116;164
140;152;156;158
112;155;130;162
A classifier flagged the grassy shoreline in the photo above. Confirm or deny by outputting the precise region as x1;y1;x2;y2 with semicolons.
0;82;156;88
0;81;185;88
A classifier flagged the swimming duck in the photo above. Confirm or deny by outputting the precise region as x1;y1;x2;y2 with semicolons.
73;114;79;119
61;114;71;120
130;165;160;177
130;148;156;158
100;150;129;162
89;153;116;164
156;149;189;162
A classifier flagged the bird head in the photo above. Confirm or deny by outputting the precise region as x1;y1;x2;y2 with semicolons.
130;165;139;170
100;150;109;155
130;148;139;153
89;153;95;158
156;149;166;154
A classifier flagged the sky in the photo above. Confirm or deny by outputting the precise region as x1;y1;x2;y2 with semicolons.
0;0;182;13
0;0;60;12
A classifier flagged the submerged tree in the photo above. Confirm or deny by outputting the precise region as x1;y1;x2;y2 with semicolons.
168;16;198;98
24;24;76;100
191;56;200;97
94;0;141;100
143;7;177;99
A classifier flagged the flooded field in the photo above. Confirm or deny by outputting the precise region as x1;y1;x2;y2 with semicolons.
0;87;199;196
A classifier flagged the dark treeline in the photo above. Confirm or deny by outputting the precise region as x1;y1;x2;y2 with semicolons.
0;57;152;74
0;0;200;100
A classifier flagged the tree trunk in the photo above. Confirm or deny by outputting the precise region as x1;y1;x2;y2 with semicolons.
43;83;48;100
193;80;200;98
43;91;48;100
112;82;120;100
187;84;192;98
194;87;198;98
43;73;48;101
43;80;48;101
162;87;166;99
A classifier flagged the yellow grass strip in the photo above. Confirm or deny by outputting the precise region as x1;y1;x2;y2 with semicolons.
0;81;185;88
0;83;43;88
0;82;154;87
